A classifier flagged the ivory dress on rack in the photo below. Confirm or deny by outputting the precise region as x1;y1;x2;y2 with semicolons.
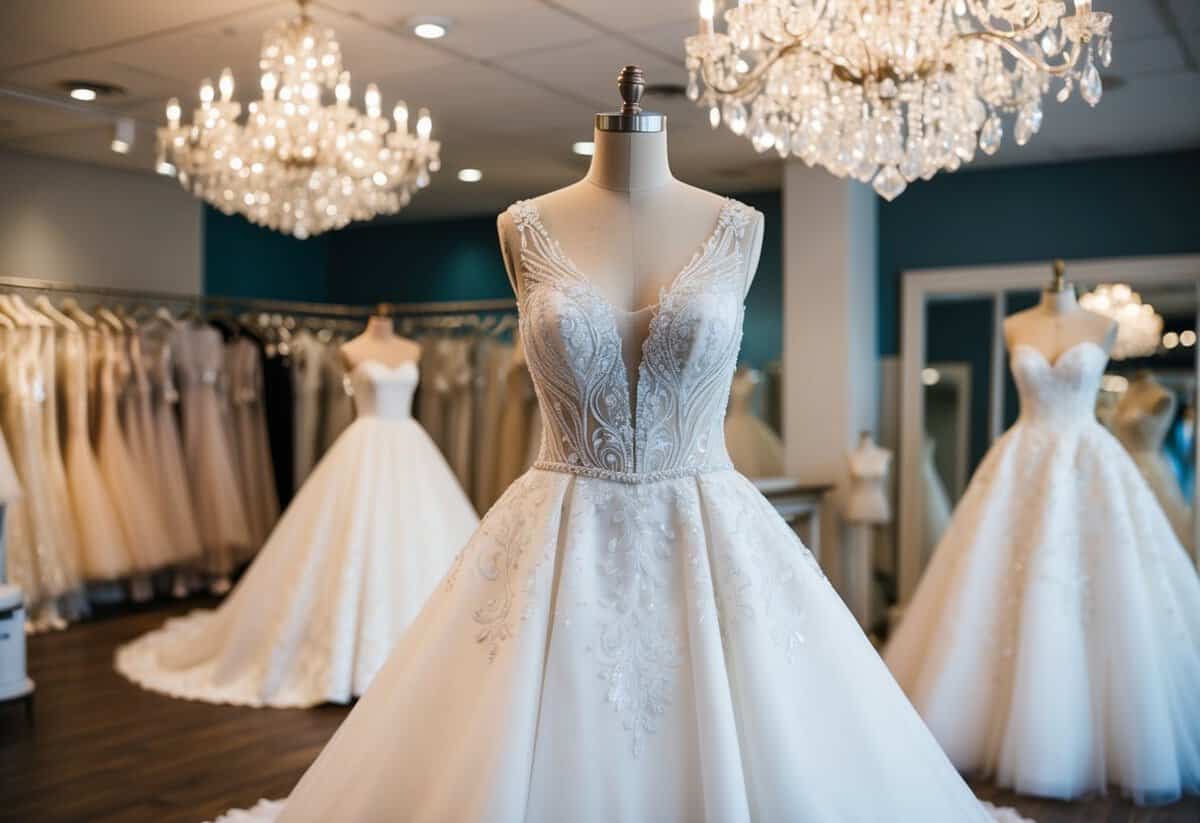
887;338;1200;803
290;330;324;491
121;328;181;567
116;354;478;708
96;327;174;578
228;337;280;548
723;366;784;477
60;324;131;581
1;323;79;617
174;322;252;581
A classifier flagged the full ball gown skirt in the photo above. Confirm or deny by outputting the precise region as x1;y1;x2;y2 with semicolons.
887;342;1200;804
211;198;1024;822
115;361;479;708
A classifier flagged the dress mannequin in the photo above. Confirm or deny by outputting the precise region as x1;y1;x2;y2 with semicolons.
1113;371;1193;551
497;67;764;407
339;305;421;370
1003;260;1117;360
845;431;892;524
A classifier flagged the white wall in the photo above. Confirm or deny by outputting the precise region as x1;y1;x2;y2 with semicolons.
0;150;202;293
782;162;879;607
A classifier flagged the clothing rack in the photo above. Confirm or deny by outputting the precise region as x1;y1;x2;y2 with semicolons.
0;275;516;321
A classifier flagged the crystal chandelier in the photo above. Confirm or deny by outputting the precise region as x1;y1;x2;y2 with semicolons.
157;0;440;239
685;0;1113;200
1079;283;1163;360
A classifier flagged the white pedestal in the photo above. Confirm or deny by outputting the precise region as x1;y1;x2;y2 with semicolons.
843;523;874;629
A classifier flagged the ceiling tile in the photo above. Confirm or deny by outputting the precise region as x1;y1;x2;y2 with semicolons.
1;51;183;106
549;0;699;31
496;36;686;109
322;0;600;60
0;0;274;70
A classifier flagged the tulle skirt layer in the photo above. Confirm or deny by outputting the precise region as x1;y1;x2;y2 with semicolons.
115;416;478;708
887;420;1200;804
227;468;1000;823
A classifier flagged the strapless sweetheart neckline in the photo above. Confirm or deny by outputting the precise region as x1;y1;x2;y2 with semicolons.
1010;339;1108;370
350;360;419;379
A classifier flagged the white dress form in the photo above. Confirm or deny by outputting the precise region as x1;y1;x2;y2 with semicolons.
498;127;764;409
211;82;1024;822
1002;264;1117;361
1114;372;1193;552
117;344;478;708
887;316;1200;803
339;314;421;369
846;432;892;525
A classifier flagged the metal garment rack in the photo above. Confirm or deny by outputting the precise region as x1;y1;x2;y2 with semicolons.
0;275;516;320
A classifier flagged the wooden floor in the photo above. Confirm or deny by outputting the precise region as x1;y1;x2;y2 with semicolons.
2;602;1198;823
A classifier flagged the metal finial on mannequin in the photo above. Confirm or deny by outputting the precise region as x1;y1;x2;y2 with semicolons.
1049;259;1068;293
596;65;664;133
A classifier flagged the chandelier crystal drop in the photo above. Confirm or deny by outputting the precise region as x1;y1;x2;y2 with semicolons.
1079;283;1163;360
685;0;1113;200
157;0;439;239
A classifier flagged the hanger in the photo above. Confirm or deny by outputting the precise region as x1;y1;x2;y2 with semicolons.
60;297;98;329
34;295;80;332
10;294;52;327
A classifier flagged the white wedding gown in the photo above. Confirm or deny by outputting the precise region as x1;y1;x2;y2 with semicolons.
887;341;1200;804
115;360;478;708
212;198;1024;822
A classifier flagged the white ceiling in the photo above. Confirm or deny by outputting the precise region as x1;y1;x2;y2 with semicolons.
0;0;1196;222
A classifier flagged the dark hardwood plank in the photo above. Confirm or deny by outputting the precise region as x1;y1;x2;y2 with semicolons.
1;602;1197;822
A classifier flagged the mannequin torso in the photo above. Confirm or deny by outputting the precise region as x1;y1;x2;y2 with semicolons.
1003;286;1117;362
340;315;421;370
497;126;764;406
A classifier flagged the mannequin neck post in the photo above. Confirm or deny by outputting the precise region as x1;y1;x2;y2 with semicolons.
586;128;674;193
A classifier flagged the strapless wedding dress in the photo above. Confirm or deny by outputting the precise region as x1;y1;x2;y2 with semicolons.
887;341;1200;804
211;199;1025;822
115;360;478;708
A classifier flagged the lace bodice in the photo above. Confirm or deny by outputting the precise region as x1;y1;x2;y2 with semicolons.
1011;342;1108;429
508;197;756;483
348;361;417;421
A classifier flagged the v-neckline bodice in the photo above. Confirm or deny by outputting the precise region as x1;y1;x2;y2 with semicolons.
519;197;737;321
514;198;738;410
509;197;752;481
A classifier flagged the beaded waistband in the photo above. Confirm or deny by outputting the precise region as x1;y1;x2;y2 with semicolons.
532;459;732;485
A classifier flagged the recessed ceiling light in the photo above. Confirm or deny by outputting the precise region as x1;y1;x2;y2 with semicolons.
60;80;125;102
572;141;595;156
457;168;482;183
409;16;452;40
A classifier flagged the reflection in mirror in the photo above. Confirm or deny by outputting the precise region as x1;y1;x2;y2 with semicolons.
725;363;786;478
920;296;996;563
1063;281;1197;555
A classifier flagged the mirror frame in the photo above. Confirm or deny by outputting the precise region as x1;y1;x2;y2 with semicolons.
898;254;1200;605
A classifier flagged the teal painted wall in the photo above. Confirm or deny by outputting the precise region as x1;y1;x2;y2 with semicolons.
878;149;1200;356
203;208;329;301
325;214;512;305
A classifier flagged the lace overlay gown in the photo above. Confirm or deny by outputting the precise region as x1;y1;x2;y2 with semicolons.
213;199;1022;823
887;341;1200;804
116;361;478;708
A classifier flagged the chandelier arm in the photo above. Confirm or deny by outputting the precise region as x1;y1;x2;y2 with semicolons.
961;0;1043;39
958;29;1082;76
